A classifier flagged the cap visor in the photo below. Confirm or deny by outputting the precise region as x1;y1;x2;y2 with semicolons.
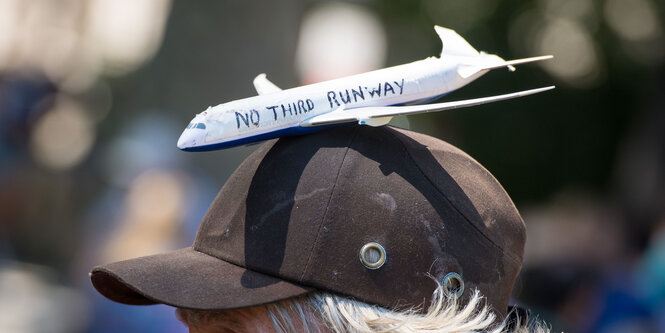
90;247;312;310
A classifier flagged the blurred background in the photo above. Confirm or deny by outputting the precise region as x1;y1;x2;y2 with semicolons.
0;0;663;332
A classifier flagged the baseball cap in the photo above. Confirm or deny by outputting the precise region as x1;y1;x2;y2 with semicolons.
90;126;526;317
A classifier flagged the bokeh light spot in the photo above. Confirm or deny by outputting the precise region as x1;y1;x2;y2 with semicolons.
102;169;187;262
604;0;662;42
29;97;95;171
508;9;542;57
86;0;172;76
126;170;185;226
423;0;498;34
541;0;593;21
537;19;602;87
0;0;19;70
295;2;386;83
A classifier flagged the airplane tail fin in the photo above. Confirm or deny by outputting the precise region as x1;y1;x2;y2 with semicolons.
435;25;479;58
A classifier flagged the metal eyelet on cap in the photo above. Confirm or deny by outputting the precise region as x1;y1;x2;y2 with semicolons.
442;272;464;299
359;242;386;269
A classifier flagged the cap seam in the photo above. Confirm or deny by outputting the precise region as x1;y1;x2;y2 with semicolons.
387;128;522;264
298;127;360;281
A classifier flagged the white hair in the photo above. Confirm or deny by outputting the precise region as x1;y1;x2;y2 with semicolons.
177;285;550;333
266;286;550;333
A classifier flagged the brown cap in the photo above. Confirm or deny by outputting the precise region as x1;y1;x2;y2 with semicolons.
90;126;525;316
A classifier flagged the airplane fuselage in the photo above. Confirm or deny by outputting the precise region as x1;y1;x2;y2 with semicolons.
179;56;483;151
177;26;553;151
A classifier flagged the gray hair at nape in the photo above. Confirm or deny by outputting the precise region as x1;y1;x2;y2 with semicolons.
178;285;550;333
267;286;550;333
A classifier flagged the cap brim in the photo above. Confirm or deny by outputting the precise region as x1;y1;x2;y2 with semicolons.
90;247;312;310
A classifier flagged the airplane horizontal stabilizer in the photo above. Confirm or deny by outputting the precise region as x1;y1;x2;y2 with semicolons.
458;55;553;79
300;86;555;127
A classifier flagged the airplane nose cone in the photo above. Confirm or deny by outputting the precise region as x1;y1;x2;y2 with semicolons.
177;129;205;150
176;132;190;150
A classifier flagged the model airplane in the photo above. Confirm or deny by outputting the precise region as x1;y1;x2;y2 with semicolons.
177;26;553;151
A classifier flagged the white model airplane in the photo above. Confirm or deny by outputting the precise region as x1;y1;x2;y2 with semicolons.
177;26;553;151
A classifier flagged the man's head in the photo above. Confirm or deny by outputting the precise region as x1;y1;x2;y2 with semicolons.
90;126;527;330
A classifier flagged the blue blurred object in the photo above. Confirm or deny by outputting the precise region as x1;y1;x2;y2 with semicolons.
0;73;56;163
590;266;657;333
637;229;665;308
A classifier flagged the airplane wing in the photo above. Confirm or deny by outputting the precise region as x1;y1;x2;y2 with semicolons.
300;86;554;127
457;55;553;79
253;73;282;95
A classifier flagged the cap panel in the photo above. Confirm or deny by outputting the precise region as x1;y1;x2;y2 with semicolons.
388;127;525;311
298;127;515;315
390;128;526;262
192;140;277;267
194;127;359;285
